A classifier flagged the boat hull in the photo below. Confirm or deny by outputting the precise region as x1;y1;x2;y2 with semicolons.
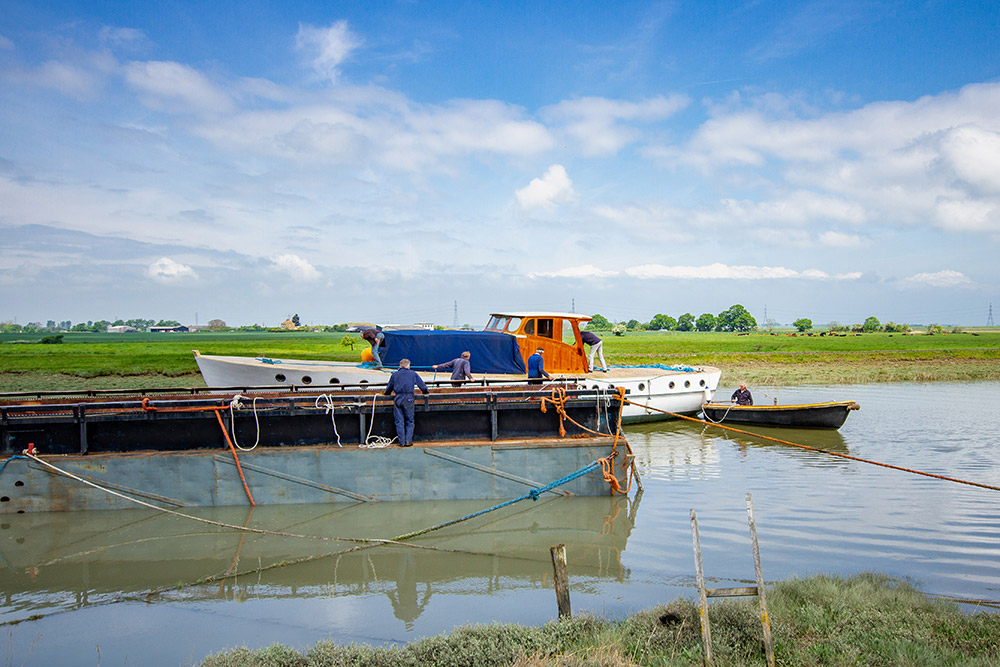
701;401;860;430
192;352;722;423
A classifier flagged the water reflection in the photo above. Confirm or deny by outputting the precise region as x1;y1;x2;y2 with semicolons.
1;494;639;628
5;383;1000;666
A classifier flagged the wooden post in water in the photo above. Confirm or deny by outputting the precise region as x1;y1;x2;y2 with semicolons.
550;544;572;619
746;493;775;667
690;509;713;666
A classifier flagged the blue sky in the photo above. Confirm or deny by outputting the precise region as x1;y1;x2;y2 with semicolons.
1;1;997;328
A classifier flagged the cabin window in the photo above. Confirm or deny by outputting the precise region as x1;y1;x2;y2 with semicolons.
537;318;554;339
487;315;501;331
524;319;535;335
506;317;521;332
302;376;312;384
275;373;286;382
562;320;577;344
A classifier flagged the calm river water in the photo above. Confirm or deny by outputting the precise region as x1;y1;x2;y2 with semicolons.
3;382;999;665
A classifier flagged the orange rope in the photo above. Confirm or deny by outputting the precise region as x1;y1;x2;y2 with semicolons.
537;386;635;495
619;397;1000;493
214;409;256;506
140;397;256;504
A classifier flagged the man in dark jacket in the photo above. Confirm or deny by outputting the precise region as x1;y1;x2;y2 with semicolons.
360;326;385;366
433;351;474;385
731;382;753;405
384;358;429;447
527;347;550;385
581;330;608;372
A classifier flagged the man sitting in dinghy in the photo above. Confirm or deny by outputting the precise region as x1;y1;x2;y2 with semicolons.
731;382;753;405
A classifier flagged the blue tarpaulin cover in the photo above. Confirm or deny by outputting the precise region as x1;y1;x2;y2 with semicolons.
382;330;526;374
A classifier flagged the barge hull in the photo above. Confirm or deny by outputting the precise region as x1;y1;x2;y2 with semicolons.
1;438;628;513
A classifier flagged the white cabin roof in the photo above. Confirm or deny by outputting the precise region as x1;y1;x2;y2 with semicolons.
489;312;592;321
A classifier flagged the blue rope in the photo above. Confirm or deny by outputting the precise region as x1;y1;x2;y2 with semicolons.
393;459;603;540
0;455;30;475
609;363;696;372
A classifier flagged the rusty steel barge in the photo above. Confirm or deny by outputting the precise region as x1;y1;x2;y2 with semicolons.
0;384;635;514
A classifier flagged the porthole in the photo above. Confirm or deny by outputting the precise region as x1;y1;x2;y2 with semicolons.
684;380;691;388
360;379;369;384
1;496;9;503
699;379;706;387
669;381;675;389
302;376;312;384
275;373;286;382
638;383;645;391
14;480;24;487
329;378;340;384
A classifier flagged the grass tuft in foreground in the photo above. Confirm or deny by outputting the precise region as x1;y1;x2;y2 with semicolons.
200;573;1000;666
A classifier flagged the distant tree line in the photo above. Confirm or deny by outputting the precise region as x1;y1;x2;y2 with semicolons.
586;304;759;334
585;308;928;335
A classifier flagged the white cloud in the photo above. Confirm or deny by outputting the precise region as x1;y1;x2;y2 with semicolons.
296;20;361;82
667;81;1000;235
543;95;689;155
0;35;15;50
528;264;619;279
515;164;575;211
272;254;320;281
125;61;232;114
903;270;972;288
818;231;866;247
147;257;198;283
938;125;1000;194
624;263;861;280
195;96;553;170
933;198;1000;232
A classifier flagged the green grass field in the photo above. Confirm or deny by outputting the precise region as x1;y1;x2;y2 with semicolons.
1;329;999;392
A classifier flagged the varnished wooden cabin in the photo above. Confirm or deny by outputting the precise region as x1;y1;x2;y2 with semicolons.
484;312;592;374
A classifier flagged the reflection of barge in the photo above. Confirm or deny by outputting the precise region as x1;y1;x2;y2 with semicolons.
0;496;640;627
0;385;633;514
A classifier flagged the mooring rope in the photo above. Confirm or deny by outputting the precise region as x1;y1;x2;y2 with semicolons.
0;454;31;474
700;401;738;424
619;398;1000;492
16;452;416;546
361;391;396;448
228;394;261;451
391;459;605;541
314;393;343;447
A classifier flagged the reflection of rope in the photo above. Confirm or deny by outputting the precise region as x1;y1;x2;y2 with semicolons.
620;397;1000;492
314;394;343;447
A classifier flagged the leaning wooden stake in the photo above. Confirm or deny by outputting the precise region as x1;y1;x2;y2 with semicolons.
690;509;713;666
550;544;572;619
746;493;775;667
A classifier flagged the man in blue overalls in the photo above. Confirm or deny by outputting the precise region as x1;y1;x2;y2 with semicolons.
384;358;429;447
